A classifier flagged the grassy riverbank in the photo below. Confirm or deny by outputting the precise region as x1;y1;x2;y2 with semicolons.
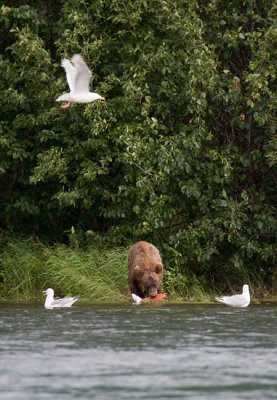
0;237;274;304
0;238;129;303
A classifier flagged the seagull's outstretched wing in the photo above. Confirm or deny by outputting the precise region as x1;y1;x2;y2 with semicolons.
61;58;77;93
71;54;92;94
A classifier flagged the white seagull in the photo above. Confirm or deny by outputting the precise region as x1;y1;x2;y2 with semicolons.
43;288;79;309
56;54;104;109
215;284;250;308
132;293;143;305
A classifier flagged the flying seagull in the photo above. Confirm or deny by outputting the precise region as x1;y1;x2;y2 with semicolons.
43;288;79;309
215;284;250;307
56;54;104;109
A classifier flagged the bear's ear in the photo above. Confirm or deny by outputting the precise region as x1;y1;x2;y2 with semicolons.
155;263;163;274
134;265;143;277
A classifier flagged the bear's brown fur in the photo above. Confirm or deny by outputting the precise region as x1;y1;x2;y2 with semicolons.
128;241;163;298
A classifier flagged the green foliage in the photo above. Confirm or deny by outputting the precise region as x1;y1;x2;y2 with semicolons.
0;1;276;291
163;267;208;302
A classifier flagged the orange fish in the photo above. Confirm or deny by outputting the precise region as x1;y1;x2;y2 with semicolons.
132;293;166;304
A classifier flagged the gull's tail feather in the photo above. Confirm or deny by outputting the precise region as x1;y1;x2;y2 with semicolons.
70;296;79;304
215;297;225;303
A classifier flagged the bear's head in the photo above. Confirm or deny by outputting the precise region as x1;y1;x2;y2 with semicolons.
134;263;163;298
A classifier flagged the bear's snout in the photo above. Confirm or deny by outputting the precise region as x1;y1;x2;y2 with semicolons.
144;275;160;298
147;285;158;298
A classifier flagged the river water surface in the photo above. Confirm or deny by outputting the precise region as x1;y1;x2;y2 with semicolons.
0;303;277;399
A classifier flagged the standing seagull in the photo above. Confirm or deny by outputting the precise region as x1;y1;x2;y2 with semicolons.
56;54;104;109
215;284;250;308
43;288;79;309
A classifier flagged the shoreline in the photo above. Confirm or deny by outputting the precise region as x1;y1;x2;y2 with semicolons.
1;296;277;305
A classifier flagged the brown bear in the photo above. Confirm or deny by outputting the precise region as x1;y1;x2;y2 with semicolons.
128;241;163;298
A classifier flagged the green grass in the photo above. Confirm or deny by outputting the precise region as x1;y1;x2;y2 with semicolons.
0;238;129;303
44;245;129;302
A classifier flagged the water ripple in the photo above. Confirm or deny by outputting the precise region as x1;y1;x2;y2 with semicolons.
0;304;277;399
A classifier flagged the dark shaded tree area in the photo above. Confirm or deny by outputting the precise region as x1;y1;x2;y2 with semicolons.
0;0;276;287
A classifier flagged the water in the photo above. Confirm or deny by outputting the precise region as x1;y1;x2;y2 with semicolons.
0;303;277;399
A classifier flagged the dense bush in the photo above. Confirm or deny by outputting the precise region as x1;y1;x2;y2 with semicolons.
0;1;276;291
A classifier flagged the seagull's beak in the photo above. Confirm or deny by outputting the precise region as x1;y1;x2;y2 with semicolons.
43;290;47;296
100;96;105;101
